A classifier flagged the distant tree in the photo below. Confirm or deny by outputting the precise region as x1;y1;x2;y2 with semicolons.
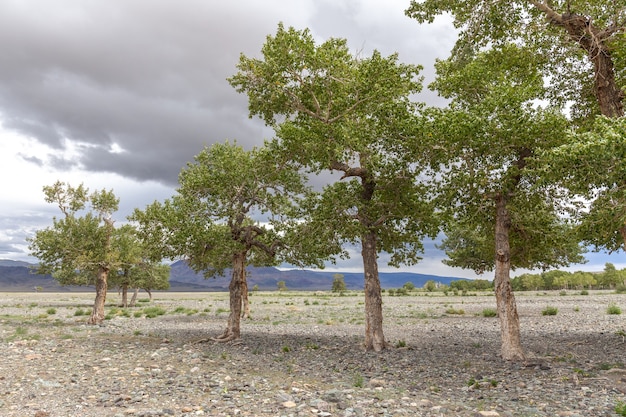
230;24;438;352
403;281;416;291
131;142;318;342
599;263;622;289
29;181;129;324
424;280;436;292
113;224;170;307
519;273;545;291
332;274;347;293
277;280;287;291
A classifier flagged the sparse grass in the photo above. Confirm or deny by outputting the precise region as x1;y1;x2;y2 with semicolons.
542;306;558;316
616;401;626;417
46;308;57;315
74;308;87;316
353;373;364;388
445;307;465;315
395;340;407;348
482;308;497;317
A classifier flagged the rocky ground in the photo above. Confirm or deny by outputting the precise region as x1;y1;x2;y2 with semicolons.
0;290;625;417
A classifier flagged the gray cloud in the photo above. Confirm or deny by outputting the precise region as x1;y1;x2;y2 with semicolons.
0;0;454;186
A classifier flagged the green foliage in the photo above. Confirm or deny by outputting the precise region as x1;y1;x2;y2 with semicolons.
277;281;287;291
428;44;583;275
142;306;167;318
402;282;415;291
615;401;626;417
406;0;625;120
424;280;436;292
482;308;497;318
131;142;319;279
542;306;558;316
46;308;56;315
607;303;622;315
331;274;347;293
229;23;439;271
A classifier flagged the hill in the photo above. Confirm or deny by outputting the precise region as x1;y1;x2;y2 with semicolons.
0;259;470;292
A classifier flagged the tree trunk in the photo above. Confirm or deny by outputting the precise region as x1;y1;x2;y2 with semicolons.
362;232;386;352
120;284;129;308
550;10;624;118
88;266;109;325
215;252;245;342
241;272;250;319
494;195;525;361
129;288;139;307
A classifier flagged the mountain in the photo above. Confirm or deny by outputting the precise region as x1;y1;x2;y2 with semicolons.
0;259;470;292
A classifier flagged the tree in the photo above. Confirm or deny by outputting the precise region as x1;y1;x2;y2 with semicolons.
29;182;122;324
406;0;625;120
424;280;437;292
332;274;347;293
427;45;584;361
277;280;287;291
132;142;319;342
229;24;438;352
113;224;170;307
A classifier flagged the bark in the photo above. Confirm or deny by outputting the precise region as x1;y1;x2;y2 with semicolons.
215;252;245;342
494;195;526;361
241;273;250;319
120;285;129;308
362;231;386;352
88;266;109;325
129;288;139;307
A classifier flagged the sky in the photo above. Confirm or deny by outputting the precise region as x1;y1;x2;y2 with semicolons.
0;0;622;278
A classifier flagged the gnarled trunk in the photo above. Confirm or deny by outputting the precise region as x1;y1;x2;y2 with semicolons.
494;195;525;361
362;231;386;352
215;251;246;342
88;266;109;325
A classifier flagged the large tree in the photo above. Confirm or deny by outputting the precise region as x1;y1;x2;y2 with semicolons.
29;182;124;324
229;24;438;351
406;0;625;119
427;45;584;360
131;141;324;342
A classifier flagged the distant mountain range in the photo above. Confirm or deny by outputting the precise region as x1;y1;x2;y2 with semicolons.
0;259;469;292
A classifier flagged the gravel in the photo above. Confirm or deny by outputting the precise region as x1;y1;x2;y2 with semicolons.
1;290;625;417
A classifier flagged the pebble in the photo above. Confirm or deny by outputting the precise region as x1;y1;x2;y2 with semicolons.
0;293;625;416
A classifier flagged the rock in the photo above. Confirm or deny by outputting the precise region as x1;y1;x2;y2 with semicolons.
282;400;297;408
475;411;500;416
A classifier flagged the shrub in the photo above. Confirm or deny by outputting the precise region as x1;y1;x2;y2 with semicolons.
445;307;465;315
74;308;87;316
542;306;558;316
482;308;497;317
580;289;589;295
46;308;57;315
142;306;167;318
607;303;622;315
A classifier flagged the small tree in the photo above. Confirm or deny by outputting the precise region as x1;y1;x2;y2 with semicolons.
277;280;287;291
332;274;347;293
132;142;317;342
29;181;124;324
403;282;416;292
424;280;436;292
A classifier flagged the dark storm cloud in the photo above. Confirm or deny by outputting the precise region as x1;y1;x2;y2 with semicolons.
0;1;455;187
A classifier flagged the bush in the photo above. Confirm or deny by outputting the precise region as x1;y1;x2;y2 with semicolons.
142;306;167;318
542;306;558;316
482;308;497;317
580;289;589;295
607;303;622;315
